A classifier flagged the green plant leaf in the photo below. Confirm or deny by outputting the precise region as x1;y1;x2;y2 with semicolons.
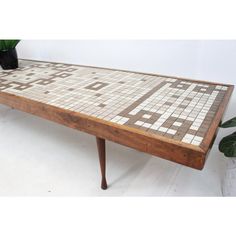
4;40;12;49
0;40;7;51
220;117;236;128
219;132;236;157
0;40;20;51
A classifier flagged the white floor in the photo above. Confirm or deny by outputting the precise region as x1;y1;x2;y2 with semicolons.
0;104;227;196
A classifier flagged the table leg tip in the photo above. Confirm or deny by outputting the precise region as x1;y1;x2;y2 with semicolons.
101;180;108;190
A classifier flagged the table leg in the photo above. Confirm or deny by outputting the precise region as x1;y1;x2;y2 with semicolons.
96;137;108;190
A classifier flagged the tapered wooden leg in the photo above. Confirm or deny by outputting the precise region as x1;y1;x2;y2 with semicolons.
96;137;108;190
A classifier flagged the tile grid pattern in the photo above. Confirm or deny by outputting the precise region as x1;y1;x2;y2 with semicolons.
0;60;229;146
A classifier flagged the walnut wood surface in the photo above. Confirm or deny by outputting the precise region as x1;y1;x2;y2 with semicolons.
96;137;107;190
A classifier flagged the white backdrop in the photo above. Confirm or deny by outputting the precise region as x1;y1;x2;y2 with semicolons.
17;40;236;144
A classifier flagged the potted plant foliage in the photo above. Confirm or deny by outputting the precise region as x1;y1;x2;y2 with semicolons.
219;117;236;196
0;40;20;70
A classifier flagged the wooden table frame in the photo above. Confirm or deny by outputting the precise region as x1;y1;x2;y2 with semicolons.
0;60;234;189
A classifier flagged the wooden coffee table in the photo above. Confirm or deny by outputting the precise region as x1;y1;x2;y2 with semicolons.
0;59;234;189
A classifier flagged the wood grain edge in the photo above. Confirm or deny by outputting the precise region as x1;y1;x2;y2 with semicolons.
0;91;206;170
200;85;234;152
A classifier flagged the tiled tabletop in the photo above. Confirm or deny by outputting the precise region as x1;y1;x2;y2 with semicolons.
0;60;230;147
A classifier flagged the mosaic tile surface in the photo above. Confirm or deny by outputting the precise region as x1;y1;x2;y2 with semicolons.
0;60;230;146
